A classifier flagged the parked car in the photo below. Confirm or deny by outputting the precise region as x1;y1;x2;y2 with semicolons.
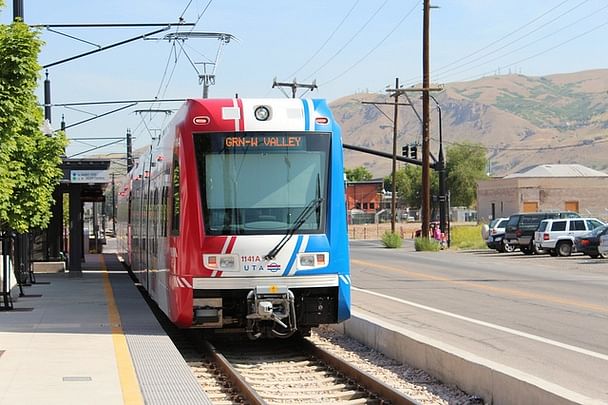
534;217;605;256
505;211;580;255
598;234;608;257
485;217;515;253
574;225;608;258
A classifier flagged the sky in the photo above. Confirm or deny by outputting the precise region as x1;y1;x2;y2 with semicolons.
1;0;607;159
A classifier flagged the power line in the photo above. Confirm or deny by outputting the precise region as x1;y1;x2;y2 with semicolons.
433;0;593;82
437;137;608;152
321;1;420;86
458;18;608;83
440;2;608;82
425;0;573;79
303;0;391;81
286;0;361;79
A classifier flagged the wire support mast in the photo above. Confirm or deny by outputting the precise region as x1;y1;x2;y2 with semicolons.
162;32;236;98
272;78;318;99
42;24;194;69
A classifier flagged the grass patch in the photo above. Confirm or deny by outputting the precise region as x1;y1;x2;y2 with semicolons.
381;231;402;248
450;224;487;249
414;237;441;251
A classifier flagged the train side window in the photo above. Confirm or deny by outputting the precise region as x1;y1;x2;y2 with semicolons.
171;160;180;235
152;188;159;253
162;186;168;237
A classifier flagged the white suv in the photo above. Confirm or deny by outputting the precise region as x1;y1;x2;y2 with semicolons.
535;218;605;256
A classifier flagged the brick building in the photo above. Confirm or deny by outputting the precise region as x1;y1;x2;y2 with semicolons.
345;180;383;213
477;164;608;221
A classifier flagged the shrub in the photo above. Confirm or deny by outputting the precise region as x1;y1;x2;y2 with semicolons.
381;231;402;248
414;237;441;251
450;224;487;249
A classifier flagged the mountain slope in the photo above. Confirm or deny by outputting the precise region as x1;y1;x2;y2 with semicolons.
333;69;608;177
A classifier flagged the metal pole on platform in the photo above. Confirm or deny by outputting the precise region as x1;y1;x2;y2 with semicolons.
1;234;14;310
112;174;116;237
13;0;23;21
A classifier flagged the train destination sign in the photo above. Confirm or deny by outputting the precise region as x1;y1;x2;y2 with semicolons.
70;170;110;184
225;135;305;149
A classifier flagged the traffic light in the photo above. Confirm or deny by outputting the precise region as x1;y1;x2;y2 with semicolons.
402;144;409;157
410;144;417;159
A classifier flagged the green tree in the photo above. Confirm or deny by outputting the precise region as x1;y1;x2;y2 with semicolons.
386;165;438;208
345;166;373;181
0;9;67;232
445;142;487;207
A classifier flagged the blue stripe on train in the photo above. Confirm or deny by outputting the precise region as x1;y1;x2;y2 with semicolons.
283;235;303;276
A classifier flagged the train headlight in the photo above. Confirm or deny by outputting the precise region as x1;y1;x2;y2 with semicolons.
297;252;329;270
254;105;270;121
203;254;239;272
299;255;315;267
220;256;235;269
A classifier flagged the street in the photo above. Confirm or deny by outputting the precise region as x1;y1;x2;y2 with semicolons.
349;240;608;401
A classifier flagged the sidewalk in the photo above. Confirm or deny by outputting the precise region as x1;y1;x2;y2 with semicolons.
0;248;210;405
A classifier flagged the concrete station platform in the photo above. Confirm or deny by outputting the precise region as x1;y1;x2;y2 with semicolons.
0;250;211;405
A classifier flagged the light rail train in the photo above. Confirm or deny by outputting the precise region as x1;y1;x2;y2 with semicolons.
116;98;350;339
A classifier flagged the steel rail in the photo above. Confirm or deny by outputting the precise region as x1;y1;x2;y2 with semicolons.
200;340;266;405
300;338;421;405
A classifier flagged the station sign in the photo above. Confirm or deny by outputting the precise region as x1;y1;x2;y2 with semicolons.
70;170;110;184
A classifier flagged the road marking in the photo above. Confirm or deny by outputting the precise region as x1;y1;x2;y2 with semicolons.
352;286;608;361
351;258;608;314
100;255;145;405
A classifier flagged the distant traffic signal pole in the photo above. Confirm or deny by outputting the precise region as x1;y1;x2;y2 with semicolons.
361;81;413;234
430;95;449;246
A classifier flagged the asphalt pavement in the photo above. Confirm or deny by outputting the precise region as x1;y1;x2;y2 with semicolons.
349;240;608;402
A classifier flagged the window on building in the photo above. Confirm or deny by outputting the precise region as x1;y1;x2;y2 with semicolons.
370;202;375;209
355;202;361;209
363;202;368;210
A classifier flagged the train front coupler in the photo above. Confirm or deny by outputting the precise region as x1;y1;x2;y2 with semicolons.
246;286;297;339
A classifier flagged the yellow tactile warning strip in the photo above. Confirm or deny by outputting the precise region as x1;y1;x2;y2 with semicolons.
100;255;145;405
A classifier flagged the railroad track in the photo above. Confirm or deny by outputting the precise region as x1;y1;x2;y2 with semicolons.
129;271;421;404
195;337;420;405
156;310;421;405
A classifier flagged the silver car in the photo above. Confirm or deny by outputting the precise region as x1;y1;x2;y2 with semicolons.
485;217;514;253
535;217;605;256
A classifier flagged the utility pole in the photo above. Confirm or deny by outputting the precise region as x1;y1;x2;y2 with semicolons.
272;78;317;98
421;0;431;240
390;78;400;234
362;84;413;234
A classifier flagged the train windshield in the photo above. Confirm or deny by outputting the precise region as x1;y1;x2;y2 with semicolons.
193;132;330;235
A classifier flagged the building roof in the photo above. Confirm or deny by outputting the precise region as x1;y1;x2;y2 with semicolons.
504;164;608;178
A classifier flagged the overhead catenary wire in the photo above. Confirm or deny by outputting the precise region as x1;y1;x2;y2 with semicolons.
142;0;216;152
155;0;214;102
